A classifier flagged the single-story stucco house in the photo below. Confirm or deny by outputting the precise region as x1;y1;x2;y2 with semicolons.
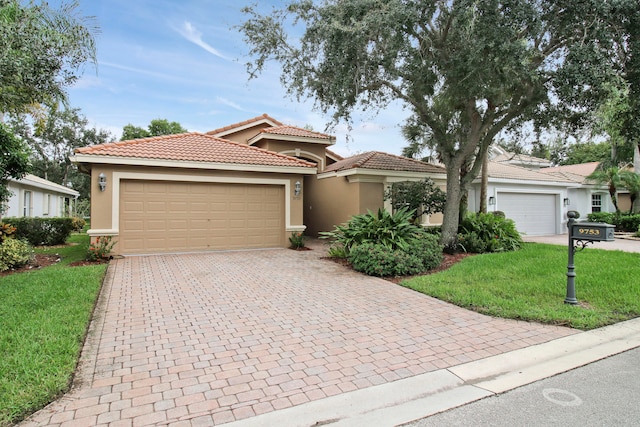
2;174;79;219
72;114;624;255
72;114;447;255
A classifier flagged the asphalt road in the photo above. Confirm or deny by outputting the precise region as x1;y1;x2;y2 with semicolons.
404;347;640;427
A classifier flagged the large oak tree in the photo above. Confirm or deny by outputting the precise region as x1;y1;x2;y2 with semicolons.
239;0;618;246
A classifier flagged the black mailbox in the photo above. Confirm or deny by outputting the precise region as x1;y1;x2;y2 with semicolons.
571;222;615;242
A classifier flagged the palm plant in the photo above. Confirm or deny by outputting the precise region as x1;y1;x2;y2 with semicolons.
620;170;640;213
588;166;623;212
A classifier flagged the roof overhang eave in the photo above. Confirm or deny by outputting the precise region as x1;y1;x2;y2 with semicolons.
70;154;317;175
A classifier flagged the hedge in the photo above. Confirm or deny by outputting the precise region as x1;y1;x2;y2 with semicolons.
2;217;74;246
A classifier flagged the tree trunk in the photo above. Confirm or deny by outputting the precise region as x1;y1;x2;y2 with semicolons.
440;165;463;250
479;151;488;213
634;144;640;212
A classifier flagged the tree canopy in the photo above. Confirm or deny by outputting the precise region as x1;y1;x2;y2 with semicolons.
121;119;188;141
240;0;619;246
8;108;114;199
0;0;97;114
0;123;30;213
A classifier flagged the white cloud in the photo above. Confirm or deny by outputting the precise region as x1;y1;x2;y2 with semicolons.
175;21;228;60
215;97;253;113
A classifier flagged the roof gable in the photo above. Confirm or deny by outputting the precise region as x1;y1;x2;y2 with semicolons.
485;161;576;183
74;132;316;169
539;162;600;177
207;114;283;138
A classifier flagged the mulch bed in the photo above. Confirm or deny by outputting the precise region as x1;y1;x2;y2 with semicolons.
323;251;475;283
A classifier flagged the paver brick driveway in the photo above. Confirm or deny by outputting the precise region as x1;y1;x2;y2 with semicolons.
23;241;576;426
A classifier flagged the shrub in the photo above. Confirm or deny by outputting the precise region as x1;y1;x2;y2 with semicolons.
586;212;640;232
348;234;443;277
618;214;640;233
0;238;33;272
5;217;74;246
71;216;86;232
327;244;348;259
0;222;17;243
586;212;616;224
320;208;425;254
87;236;116;261
457;212;522;253
288;232;306;249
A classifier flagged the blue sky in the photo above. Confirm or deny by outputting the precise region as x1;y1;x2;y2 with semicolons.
61;0;410;157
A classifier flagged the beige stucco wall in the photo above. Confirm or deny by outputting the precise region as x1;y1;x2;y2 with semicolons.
86;164;307;253
618;193;632;213
303;176;384;236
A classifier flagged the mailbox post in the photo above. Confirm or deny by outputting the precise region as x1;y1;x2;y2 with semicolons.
565;211;615;305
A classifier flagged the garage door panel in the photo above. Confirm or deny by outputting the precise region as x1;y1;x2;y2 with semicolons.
119;180;285;254
499;192;557;236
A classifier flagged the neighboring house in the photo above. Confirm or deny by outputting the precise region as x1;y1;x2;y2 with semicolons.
469;161;577;236
72;114;446;255
2;174;79;219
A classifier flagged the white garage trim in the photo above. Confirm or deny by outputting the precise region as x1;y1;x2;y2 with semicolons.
87;171;303;237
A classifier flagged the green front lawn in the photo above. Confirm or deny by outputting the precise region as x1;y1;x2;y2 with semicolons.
402;243;640;330
0;233;107;426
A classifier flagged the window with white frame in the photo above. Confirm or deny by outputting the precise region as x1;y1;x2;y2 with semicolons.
43;194;51;216
23;191;32;217
591;194;602;213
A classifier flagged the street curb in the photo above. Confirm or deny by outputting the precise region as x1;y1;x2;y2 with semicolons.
225;318;640;427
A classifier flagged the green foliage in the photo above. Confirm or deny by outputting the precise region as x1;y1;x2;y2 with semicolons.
239;0;618;249
7;108;114;199
121;119;188;140
6;217;74;246
348;234;443;277
0;238;33;272
588;166;623;212
0;0;97;113
384;179;446;222
559;141;613;166
288;232;306;249
587;212;640;232
327;245;348;259
320;208;425;253
620;170;640;213
0;222;16;243
457;212;523;253
86;236;115;261
0;124;31;211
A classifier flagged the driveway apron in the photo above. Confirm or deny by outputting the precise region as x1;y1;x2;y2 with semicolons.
21;243;576;426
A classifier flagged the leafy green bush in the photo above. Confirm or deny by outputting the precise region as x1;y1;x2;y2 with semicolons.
288;232;306;249
320;208;425;253
86;236;116;261
586;212;640;232
0;238;33;272
0;222;17;243
457;212;522;253
348;234;443;277
4;217;74;246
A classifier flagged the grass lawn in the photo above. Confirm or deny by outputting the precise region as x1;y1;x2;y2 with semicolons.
0;233;107;426
402;243;640;331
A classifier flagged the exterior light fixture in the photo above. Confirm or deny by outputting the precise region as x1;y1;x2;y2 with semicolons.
488;196;495;206
294;181;302;197
98;173;107;192
563;197;570;207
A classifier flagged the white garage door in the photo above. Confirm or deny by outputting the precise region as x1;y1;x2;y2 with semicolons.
119;180;285;254
498;192;558;236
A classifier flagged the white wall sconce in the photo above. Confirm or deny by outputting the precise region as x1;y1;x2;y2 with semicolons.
488;196;495;206
294;181;302;197
98;173;107;192
563;197;570;207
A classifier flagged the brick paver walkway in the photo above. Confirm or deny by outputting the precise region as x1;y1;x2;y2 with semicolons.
22;242;576;426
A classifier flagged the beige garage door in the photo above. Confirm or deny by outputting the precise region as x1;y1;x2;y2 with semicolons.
119;180;285;254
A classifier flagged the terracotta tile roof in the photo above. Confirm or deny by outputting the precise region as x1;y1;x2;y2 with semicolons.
206;113;283;136
259;126;334;141
539;162;600;177
74;133;316;168
492;152;552;167
324;151;445;174
486;161;575;182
